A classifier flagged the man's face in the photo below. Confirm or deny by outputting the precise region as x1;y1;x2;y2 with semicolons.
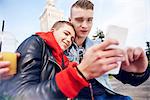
70;7;93;40
53;24;75;51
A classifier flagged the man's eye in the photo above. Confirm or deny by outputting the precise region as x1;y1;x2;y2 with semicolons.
76;19;84;22
64;32;69;36
88;18;93;22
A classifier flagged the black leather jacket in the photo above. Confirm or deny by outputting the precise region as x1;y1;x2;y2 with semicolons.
0;35;67;100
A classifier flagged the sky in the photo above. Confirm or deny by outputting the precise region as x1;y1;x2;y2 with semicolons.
0;0;150;49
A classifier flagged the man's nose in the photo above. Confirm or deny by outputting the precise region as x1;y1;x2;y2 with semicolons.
81;21;88;28
66;36;72;44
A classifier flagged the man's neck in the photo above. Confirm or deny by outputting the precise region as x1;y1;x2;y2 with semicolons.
75;37;86;47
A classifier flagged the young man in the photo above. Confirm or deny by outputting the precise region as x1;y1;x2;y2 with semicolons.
67;0;149;99
0;21;86;100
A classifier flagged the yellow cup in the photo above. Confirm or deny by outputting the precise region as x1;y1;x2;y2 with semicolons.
0;52;17;75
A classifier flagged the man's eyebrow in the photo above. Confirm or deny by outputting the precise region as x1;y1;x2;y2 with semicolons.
75;17;83;19
65;30;75;38
64;30;71;34
89;17;93;19
75;17;93;20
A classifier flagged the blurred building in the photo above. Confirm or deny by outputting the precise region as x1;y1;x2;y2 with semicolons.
40;0;64;31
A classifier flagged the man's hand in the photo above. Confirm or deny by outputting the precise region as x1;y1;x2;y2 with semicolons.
0;52;20;79
121;47;148;73
0;61;11;79
77;39;125;80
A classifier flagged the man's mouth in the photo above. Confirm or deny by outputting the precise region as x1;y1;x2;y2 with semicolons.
81;30;88;33
63;42;68;47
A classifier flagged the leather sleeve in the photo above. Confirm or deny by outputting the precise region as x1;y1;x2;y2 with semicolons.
14;35;66;100
114;67;150;86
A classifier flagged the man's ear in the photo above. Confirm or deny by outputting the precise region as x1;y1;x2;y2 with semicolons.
50;28;54;32
69;18;71;22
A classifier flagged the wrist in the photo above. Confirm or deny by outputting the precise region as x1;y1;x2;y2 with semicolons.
75;66;88;81
130;71;146;78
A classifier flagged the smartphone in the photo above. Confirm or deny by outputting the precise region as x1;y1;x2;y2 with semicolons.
105;25;128;49
105;25;128;74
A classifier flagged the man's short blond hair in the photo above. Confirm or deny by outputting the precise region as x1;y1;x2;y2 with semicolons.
71;0;94;10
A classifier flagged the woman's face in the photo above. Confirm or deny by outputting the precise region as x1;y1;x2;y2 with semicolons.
53;24;75;51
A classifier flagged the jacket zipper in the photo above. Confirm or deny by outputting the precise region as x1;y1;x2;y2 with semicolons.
48;57;62;79
89;83;94;100
48;57;62;70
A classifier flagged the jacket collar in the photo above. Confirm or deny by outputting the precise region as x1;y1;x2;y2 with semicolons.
36;32;69;69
